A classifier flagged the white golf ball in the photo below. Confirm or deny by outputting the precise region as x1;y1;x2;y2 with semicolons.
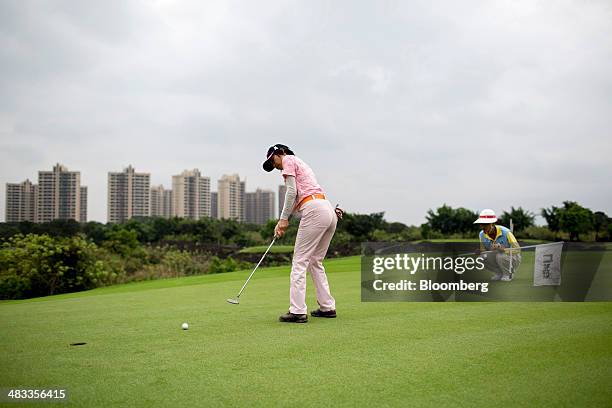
181;322;189;330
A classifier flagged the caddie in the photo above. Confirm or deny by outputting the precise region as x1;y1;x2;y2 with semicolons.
474;209;521;281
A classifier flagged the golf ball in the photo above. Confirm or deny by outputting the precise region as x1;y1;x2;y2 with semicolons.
181;322;189;330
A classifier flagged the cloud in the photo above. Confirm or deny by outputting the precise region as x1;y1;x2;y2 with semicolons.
1;0;611;224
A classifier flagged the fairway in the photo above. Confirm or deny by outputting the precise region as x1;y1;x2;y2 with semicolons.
1;256;611;407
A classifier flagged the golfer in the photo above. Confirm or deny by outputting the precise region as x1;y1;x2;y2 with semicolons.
474;209;521;281
263;144;342;323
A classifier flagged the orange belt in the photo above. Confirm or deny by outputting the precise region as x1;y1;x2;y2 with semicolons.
297;193;326;210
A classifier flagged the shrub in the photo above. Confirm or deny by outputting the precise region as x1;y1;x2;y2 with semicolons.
0;234;109;299
162;249;206;276
520;226;557;241
208;256;250;274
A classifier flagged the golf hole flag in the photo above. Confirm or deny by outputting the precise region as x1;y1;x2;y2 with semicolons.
533;242;563;286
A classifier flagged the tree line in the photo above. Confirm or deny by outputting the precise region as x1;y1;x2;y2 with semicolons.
1;201;608;299
1;200;607;246
422;201;610;242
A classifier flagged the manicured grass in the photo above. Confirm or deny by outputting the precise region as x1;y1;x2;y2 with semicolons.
238;245;294;254
419;238;548;243
1;256;611;407
239;239;549;253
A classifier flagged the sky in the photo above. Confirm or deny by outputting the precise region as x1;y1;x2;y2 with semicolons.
1;0;611;225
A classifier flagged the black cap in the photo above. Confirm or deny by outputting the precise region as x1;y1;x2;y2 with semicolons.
262;144;291;172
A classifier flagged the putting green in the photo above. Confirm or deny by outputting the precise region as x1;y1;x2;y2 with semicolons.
1;256;611;407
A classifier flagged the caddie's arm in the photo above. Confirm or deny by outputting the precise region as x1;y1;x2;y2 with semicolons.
504;230;521;254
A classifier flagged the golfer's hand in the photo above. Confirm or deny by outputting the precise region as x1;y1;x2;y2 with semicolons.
274;219;289;238
334;205;344;220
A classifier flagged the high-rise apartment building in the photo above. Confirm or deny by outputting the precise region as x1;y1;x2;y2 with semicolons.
150;185;173;218
217;174;244;221
37;163;85;223
172;169;210;220
240;180;246;222
210;192;218;219
108;165;151;223
80;186;87;223
245;188;275;225
278;184;287;217
5;179;37;222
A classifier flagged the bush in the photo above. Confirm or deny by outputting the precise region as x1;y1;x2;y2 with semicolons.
103;228;142;257
162;249;206;276
330;230;353;246
208;256;250;274
0;234;109;299
420;224;444;240
399;225;422;241
90;246;126;285
520;226;556;241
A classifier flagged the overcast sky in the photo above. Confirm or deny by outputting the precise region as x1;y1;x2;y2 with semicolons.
1;0;611;225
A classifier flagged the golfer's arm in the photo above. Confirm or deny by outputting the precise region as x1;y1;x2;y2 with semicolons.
280;176;297;220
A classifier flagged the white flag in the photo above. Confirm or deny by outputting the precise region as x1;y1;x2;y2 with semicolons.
533;242;563;286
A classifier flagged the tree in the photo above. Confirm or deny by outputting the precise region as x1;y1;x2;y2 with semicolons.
498;207;535;232
40;219;81;237
260;218;299;244
103;228;140;256
420;223;432;240
541;206;561;238
123;217;156;243
385;222;408;234
340;212;386;242
82;221;107;244
558;201;593;241
454;207;479;234
425;205;478;236
426;205;455;235
593;211;609;241
0;223;20;242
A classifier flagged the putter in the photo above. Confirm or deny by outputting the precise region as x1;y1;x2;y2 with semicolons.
227;237;276;304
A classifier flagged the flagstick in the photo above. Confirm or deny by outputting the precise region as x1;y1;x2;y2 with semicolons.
456;241;564;258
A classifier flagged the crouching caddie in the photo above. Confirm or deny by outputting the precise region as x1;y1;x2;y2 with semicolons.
474;209;521;281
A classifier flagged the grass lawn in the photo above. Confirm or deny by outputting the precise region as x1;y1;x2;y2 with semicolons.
418;238;549;244
238;239;549;253
1;256;611;407
238;245;295;254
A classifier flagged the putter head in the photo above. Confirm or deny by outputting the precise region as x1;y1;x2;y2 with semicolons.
226;298;240;305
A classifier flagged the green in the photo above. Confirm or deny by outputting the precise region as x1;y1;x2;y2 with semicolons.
1;256;611;407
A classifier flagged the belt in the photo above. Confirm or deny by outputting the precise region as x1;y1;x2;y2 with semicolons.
297;193;326;210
